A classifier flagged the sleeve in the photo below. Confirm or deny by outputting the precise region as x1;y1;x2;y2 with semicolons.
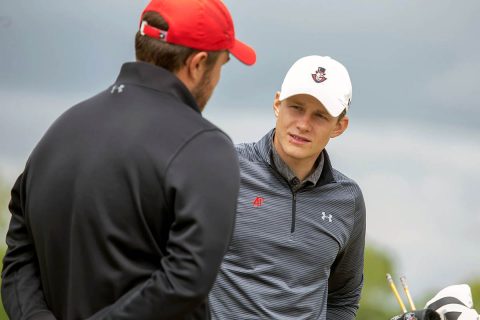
326;185;366;320
1;172;57;320
88;130;240;320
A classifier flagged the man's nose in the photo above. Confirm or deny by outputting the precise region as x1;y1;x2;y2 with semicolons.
296;115;311;132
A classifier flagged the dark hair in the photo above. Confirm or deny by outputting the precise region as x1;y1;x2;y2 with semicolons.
135;11;222;72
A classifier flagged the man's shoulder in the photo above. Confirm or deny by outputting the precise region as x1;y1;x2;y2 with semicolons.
182;118;235;157
235;141;257;158
329;168;366;223
331;168;354;183
235;141;253;151
331;168;363;197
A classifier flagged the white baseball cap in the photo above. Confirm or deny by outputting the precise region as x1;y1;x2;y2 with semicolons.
279;55;352;117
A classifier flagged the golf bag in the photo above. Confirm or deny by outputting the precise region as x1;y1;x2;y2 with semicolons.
425;284;479;320
390;284;479;320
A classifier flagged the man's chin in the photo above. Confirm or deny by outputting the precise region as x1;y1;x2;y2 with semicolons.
283;149;311;161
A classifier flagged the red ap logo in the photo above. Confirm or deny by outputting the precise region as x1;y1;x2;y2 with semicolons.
252;197;264;207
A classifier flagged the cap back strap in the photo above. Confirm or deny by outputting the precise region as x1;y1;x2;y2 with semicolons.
140;20;168;41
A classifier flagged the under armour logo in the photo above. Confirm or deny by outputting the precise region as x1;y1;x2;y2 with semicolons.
321;212;332;222
252;197;264;207
111;84;125;94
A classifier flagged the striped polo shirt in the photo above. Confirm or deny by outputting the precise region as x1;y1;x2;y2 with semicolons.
209;129;366;320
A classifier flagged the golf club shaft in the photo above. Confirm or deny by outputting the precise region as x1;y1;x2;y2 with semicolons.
387;273;407;313
400;276;416;311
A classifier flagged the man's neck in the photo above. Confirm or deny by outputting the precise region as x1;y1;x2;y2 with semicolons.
272;139;319;181
283;156;317;181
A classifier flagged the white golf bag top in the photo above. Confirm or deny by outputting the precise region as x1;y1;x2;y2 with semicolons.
425;284;479;320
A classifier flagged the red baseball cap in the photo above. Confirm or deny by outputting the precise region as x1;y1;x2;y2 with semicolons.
140;0;256;65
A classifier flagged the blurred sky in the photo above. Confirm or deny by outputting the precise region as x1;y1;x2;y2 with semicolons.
1;0;479;297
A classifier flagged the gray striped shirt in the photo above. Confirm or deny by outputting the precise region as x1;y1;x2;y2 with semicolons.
210;130;366;320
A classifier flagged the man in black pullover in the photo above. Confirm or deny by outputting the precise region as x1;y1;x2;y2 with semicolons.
1;0;255;319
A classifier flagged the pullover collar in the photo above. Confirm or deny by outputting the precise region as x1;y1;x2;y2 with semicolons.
115;61;200;113
255;129;335;187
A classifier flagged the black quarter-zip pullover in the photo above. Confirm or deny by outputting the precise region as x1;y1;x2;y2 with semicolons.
2;62;240;320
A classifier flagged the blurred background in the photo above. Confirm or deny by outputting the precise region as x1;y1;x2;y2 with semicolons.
1;0;479;318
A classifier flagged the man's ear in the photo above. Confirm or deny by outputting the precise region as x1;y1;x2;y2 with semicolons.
330;115;349;138
273;91;281;118
175;51;209;92
185;51;209;83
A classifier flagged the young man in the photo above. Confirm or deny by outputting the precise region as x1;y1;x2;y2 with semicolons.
210;56;366;319
1;0;255;319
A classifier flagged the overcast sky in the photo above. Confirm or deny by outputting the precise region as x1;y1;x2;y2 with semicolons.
1;0;479;297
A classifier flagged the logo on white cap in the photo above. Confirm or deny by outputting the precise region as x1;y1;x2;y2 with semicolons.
312;67;327;83
279;55;352;117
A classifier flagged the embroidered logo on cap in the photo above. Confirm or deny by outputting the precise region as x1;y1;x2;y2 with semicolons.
312;67;327;83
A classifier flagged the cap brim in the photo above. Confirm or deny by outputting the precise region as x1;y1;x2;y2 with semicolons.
279;90;346;118
229;39;256;66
